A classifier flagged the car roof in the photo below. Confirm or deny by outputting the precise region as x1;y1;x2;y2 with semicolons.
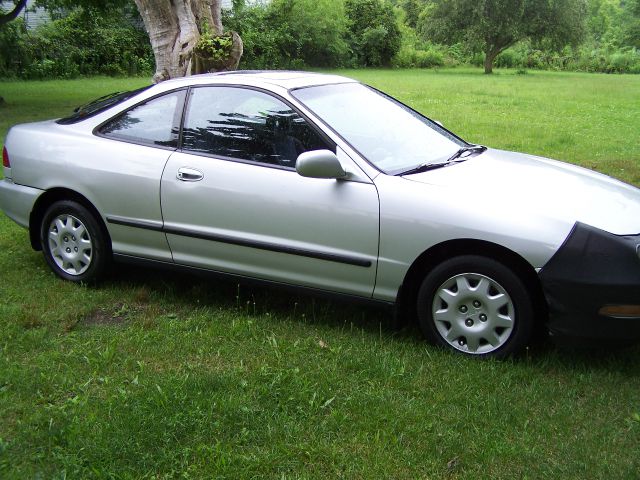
159;70;357;90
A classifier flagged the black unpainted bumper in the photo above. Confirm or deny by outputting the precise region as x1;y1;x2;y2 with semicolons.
538;222;640;346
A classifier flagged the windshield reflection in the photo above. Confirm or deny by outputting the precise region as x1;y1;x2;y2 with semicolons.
292;83;465;174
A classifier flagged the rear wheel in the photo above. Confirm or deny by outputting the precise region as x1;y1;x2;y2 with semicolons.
417;255;534;358
40;200;110;282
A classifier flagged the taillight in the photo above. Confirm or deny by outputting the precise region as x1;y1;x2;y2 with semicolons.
2;146;9;168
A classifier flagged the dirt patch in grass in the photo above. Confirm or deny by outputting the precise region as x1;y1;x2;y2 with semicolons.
19;311;44;329
82;304;128;326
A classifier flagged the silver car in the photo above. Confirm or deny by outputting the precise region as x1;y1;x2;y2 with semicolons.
2;71;640;357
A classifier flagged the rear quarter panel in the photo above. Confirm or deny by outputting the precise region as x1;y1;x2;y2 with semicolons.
6;120;173;260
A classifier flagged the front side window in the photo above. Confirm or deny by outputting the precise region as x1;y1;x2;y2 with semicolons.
99;90;185;148
181;87;331;168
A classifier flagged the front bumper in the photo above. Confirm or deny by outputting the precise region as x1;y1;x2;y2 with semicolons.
538;222;640;346
0;178;43;228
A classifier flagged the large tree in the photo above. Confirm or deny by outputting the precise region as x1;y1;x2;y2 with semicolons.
0;0;242;82
133;0;242;83
419;0;587;73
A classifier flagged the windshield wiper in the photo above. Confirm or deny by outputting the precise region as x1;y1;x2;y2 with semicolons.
397;144;487;176
396;161;456;176
447;144;487;162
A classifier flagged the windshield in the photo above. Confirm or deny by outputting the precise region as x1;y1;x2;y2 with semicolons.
292;83;466;174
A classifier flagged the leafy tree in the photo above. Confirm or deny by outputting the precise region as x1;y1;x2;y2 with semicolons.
266;0;349;67
224;0;348;68
622;0;640;48
584;0;640;49
1;0;243;82
400;0;422;28
345;0;401;66
419;0;588;73
25;7;153;78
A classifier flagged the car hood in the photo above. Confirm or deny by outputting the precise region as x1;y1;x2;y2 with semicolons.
402;148;640;235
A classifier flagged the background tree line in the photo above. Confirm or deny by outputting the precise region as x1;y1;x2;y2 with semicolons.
1;0;639;79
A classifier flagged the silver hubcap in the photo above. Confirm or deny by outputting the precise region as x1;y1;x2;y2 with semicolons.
48;214;93;276
432;273;514;354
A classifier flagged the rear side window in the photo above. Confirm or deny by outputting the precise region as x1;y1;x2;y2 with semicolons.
99;90;186;148
57;86;151;125
181;86;332;168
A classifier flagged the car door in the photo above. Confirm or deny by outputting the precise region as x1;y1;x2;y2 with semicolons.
160;85;380;297
91;89;186;261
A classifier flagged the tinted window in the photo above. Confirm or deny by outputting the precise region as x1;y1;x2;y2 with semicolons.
100;90;185;148
57;86;151;125
182;87;331;168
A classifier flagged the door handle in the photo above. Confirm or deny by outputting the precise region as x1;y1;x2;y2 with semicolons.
177;167;204;182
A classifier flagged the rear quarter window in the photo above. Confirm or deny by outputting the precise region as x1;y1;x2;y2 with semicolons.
56;86;151;125
97;90;186;148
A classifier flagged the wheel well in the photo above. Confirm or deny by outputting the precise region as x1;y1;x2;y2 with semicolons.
397;239;548;328
29;188;111;252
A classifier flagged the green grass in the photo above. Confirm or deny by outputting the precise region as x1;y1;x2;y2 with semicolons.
1;69;640;479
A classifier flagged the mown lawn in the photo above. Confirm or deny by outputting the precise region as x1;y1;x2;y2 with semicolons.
1;69;639;479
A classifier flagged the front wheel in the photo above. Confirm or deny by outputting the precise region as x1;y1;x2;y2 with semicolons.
417;255;535;358
40;200;110;283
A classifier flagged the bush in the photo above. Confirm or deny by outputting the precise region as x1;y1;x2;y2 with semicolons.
0;14;31;78
415;48;444;67
607;50;640;72
392;45;444;68
224;0;349;69
487;41;640;74
345;0;401;66
0;7;153;79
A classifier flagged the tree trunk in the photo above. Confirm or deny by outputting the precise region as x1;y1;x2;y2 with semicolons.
484;49;499;74
134;0;242;83
0;0;28;26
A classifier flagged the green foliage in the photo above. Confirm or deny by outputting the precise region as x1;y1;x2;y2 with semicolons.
0;6;153;79
400;0;422;28
393;0;640;73
0;16;27;78
345;0;401;66
391;20;457;68
223;3;289;69
269;0;350;67
225;0;401;68
224;0;349;68
488;39;640;73
194;31;234;65
35;0;130;10
393;45;446;68
3;0;640;77
418;0;588;72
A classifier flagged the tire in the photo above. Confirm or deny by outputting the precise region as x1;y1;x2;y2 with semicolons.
417;255;534;358
40;200;110;283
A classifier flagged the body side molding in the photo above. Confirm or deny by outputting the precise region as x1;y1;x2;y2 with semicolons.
107;216;373;268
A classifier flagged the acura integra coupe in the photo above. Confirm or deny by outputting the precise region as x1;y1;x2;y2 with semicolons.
1;71;639;357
